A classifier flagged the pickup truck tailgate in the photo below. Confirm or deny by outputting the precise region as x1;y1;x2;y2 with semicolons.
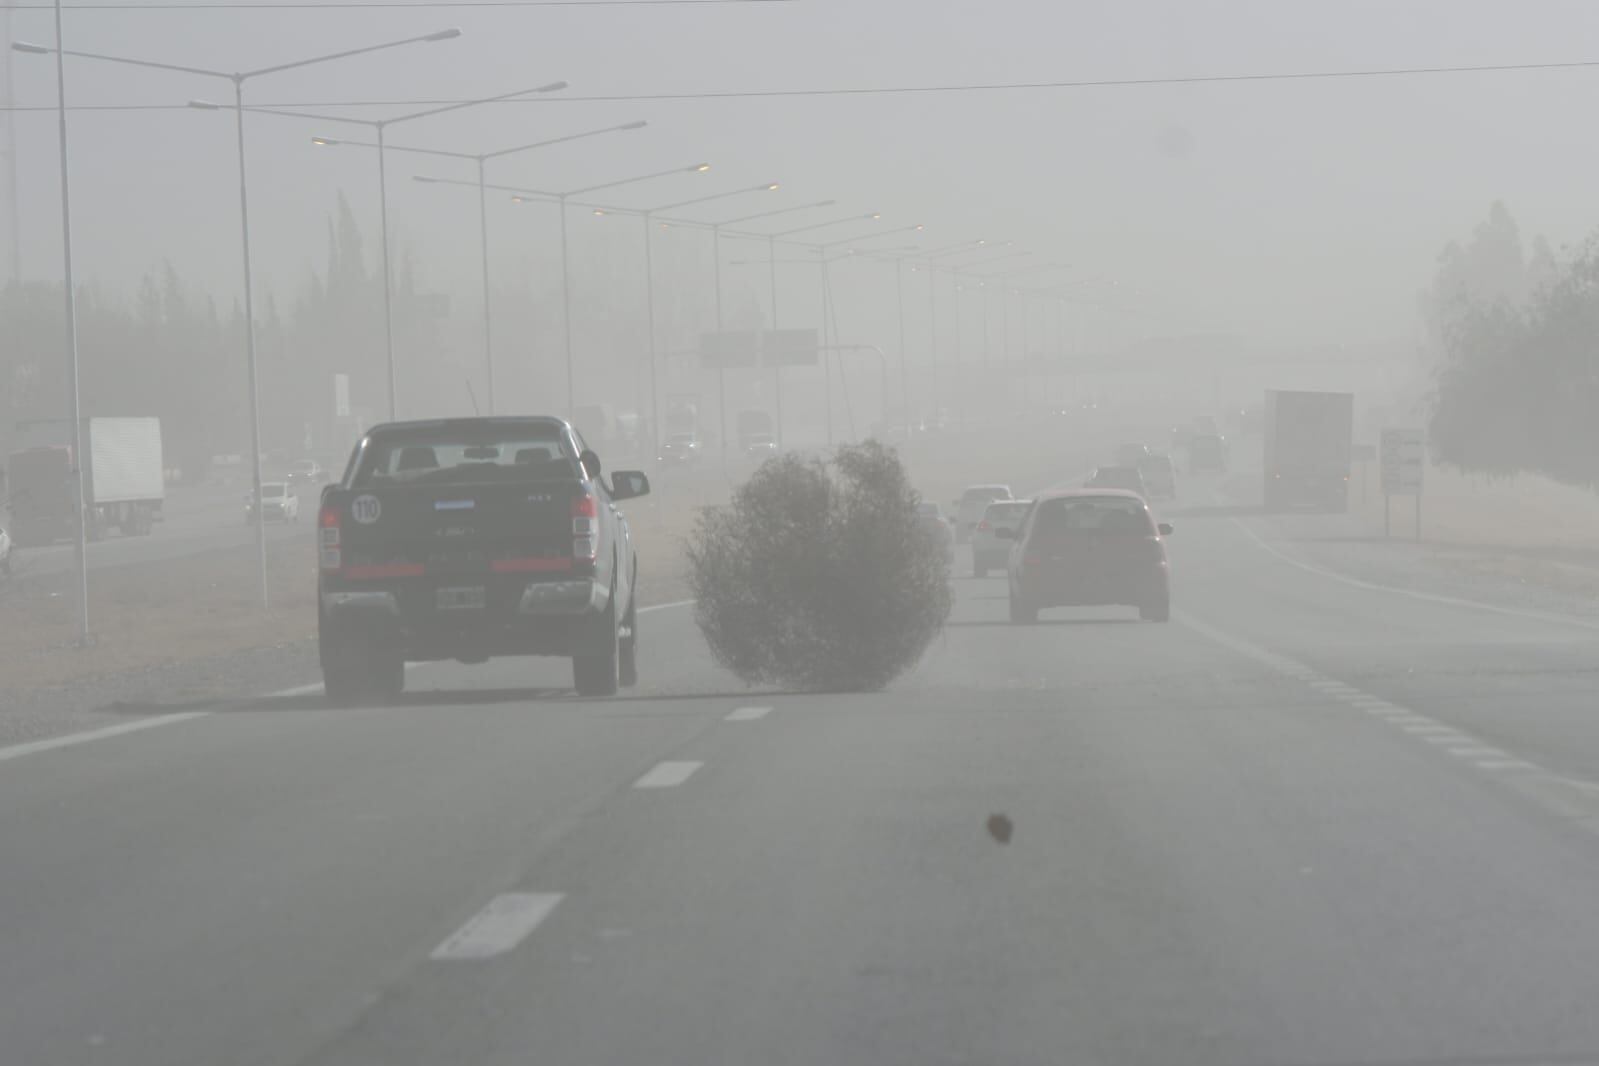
329;483;583;580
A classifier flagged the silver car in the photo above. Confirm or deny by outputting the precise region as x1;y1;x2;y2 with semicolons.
953;484;1013;544
971;499;1032;577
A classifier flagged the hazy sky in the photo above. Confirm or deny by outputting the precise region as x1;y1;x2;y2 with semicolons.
6;0;1599;361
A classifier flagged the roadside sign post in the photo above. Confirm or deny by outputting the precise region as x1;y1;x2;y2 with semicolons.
1380;428;1425;541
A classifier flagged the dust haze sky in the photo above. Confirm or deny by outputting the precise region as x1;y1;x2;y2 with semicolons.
4;0;1598;360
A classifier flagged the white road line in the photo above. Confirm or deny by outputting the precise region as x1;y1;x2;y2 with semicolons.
1174;608;1583;797
725;706;772;721
632;760;704;789
1230;516;1599;633
430;893;564;961
0;712;211;764
0;601;702;768
639;599;695;615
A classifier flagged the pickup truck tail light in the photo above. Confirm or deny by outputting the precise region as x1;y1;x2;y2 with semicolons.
571;492;599;561
318;504;341;570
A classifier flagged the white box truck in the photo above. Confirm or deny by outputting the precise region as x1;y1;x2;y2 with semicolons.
6;417;165;544
1262;390;1354;512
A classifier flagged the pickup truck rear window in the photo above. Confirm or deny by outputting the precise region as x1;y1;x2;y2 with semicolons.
352;428;580;487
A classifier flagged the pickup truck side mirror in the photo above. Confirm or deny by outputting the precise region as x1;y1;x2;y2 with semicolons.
1158;522;1173;536
611;469;651;502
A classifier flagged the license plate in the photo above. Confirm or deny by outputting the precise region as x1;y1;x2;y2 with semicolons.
436;585;487;610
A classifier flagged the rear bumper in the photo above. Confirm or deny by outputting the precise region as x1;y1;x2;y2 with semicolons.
320;575;610;659
1015;568;1168;608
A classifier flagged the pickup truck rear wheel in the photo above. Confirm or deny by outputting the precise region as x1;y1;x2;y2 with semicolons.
572;583;620;697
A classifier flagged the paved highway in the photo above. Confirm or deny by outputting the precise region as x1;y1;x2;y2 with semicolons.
4;470;1599;1065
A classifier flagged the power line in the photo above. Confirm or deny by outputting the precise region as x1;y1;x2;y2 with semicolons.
5;56;1598;112
4;0;788;7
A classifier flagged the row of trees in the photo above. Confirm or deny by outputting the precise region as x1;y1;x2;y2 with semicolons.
4;190;777;480
1424;202;1599;487
2;194;435;479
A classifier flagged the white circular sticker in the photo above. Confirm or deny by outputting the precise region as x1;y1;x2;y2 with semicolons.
351;494;382;524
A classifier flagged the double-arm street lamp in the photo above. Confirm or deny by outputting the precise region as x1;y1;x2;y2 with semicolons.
15;25;462;614
320;119;646;415
508;163;713;416
229;80;569;420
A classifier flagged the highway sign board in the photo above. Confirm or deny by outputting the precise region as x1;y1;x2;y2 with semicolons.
1380;428;1424;495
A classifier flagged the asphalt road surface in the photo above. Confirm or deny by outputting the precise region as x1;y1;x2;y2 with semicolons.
5;473;1599;1066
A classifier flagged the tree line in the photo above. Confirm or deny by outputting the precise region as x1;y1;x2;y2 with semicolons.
1424;201;1599;488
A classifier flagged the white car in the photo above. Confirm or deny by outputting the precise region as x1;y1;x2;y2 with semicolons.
916;501;956;563
953;484;1014;543
0;525;11;575
245;482;300;524
971;499;1032;577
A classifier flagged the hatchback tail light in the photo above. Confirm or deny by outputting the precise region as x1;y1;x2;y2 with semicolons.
318;504;341;570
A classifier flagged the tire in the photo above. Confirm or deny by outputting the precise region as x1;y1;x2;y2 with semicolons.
321;627;404;706
618;580;639;689
1140;597;1170;623
572;581;620;697
1008;591;1036;625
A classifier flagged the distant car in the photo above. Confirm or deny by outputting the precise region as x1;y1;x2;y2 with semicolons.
971;499;1032;577
1115;442;1150;467
244;481;299;523
742;433;778;457
0;525;11;575
916;501;956;563
657;433;702;466
1085;465;1148;498
286;459;327;488
1001;489;1172;623
953;484;1014;543
1188;433;1229;474
1137;453;1177;500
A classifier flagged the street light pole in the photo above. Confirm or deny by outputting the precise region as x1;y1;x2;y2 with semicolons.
713;222;726;463
21;29;463;610
643;211;659;456
559;193;574;415
475;158;494;414
768;234;782;447
895;257;908;435
41;0;89;644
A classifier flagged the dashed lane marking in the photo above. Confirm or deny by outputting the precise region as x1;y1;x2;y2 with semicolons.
430;893;564;961
725;706;772;721
632;760;704;789
1175;608;1599;828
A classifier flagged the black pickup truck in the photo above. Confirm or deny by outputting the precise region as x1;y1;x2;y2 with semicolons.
316;416;651;703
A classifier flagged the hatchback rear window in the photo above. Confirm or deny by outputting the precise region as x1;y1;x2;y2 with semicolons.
1033;496;1154;535
983;501;1032;522
962;486;1010;502
354;425;578;487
